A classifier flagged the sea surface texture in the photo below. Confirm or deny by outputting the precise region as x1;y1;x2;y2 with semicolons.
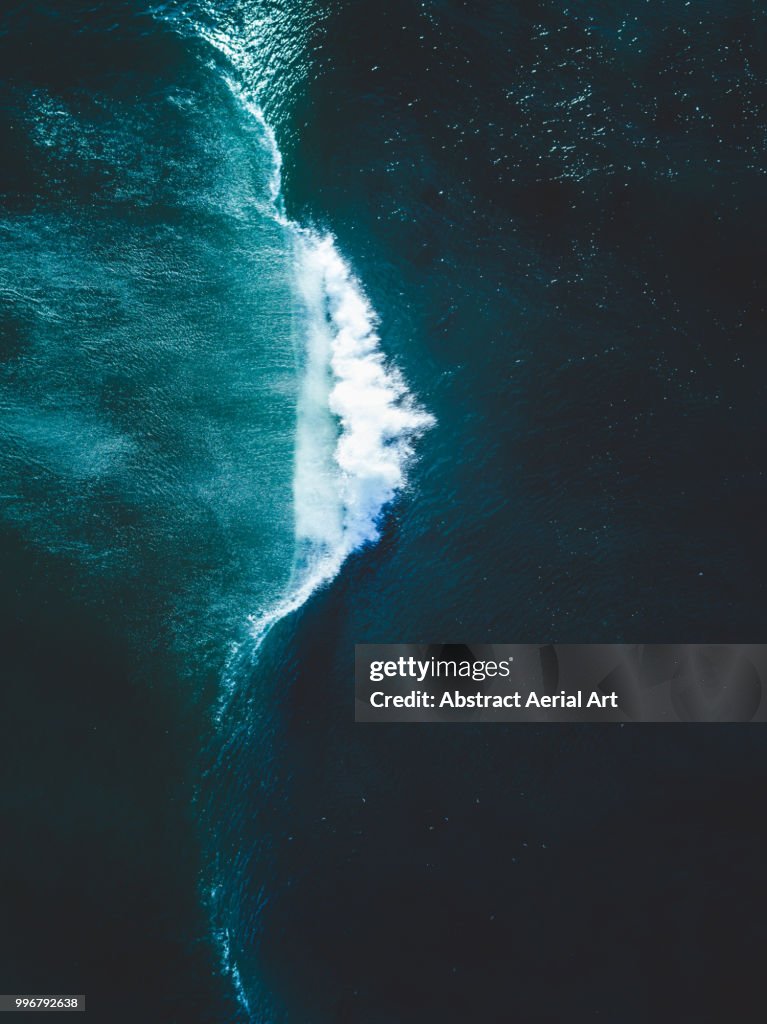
1;2;766;1022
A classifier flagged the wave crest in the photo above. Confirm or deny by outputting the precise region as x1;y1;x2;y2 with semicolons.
297;232;433;550
181;7;434;651
246;230;433;644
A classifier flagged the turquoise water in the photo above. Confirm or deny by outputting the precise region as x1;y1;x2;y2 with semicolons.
1;0;431;685
1;18;294;682
1;3;433;1017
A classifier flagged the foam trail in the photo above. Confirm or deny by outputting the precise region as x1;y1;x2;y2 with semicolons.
239;229;434;640
177;11;433;666
165;13;433;1016
239;229;433;655
189;91;434;685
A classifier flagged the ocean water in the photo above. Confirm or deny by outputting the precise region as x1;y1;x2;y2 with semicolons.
2;2;767;1022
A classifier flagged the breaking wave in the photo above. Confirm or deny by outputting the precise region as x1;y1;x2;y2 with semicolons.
202;36;434;657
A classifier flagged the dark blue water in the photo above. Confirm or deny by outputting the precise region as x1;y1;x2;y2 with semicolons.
2;2;766;1022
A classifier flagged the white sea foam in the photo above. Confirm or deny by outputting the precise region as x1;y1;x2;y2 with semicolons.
174;2;433;679
240;227;434;649
195;81;434;655
220;75;284;211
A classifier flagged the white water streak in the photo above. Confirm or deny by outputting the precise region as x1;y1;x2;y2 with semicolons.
185;4;434;688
